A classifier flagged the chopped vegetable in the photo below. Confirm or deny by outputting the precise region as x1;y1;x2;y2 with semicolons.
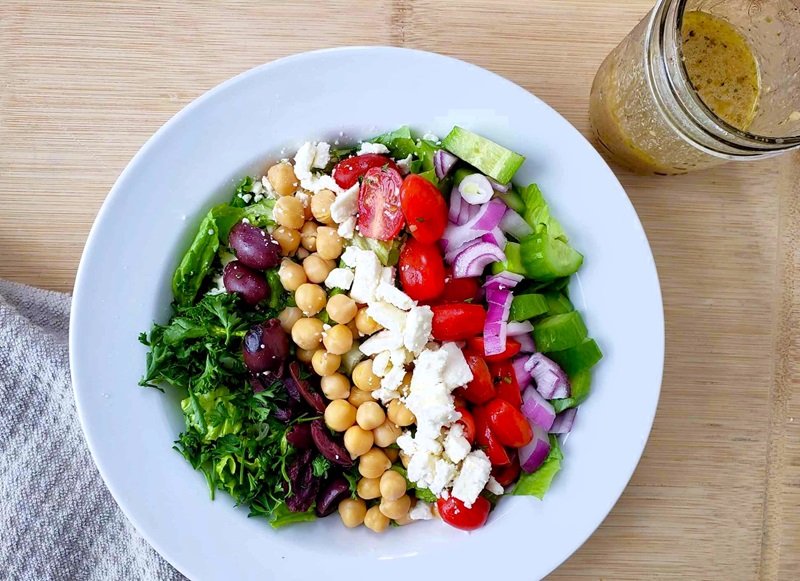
442;126;525;184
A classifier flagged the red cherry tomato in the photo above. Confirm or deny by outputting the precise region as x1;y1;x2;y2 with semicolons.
473;405;511;466
400;174;448;243
453;395;468;409
357;166;404;241
491;454;521;487
484;398;533;448
430;303;487;341
332;154;399;189
398;238;446;301
490;360;522;410
467;337;522;362
437;495;491;531
454;353;495;405
455;406;476;444
439;268;480;303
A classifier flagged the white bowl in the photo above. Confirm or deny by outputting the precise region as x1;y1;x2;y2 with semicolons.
70;47;663;581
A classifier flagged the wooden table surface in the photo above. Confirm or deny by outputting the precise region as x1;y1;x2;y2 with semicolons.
2;1;798;579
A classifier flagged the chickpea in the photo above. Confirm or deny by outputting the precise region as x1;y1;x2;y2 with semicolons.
356;476;381;500
267;162;298;196
272;226;300;255
356;401;386;431
326;293;357;325
323;324;353;356
400;451;411;469
291;317;324;350
295;283;326;316
400;372;413;397
296;347;315;363
372;419;402;448
321;372;350;400
394;511;416;526
277;306;303;333
311;189;336;225
348;388;376;407
296;247;310;260
379;470;407;501
300;221;318;252
358;447;391;479
274;196;305;230
303;253;334;284
384;447;400;463
344;425;374;459
355;307;382;335
387;399;416;427
296;191;313;220
338;498;367;528
364;505;390;533
316;227;343;260
324;400;357;432
278;259;306;292
311;349;340;377
352;359;381;392
379;494;411;520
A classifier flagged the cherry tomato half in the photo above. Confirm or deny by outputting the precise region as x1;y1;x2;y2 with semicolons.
454;353;495;405
430;303;487;341
439;268;480;303
400;174;448;244
332;154;399;189
484;398;533;448
437;495;491;531
467;337;522;362
455;406;476;445
398;238;446;301
357;166;404;241
473;405;511;466
492;454;521;488
490;360;522;410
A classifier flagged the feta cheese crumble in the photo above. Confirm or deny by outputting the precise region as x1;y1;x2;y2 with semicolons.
451;450;492;508
357;142;390;155
324;268;354;291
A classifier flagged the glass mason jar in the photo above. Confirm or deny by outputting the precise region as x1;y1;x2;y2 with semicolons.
590;0;800;175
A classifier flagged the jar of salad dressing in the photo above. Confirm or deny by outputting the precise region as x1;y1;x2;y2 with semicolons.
590;0;800;175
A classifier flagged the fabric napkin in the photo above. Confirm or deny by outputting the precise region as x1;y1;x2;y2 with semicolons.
0;280;184;581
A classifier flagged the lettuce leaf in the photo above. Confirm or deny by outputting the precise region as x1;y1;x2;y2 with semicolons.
519;184;568;243
511;435;563;499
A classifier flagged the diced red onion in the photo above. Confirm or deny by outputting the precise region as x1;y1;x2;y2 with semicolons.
518;424;551;473
459;174;494;205
514;333;536;353
441;199;507;253
499;209;534;240
488;176;512;193
448;184;463;224
550;408;577;434
521;386;556;431
452;242;506;279
482;227;507;249
507;321;534;336
434;149;458;180
484;287;512;355
484;271;523;291
524;353;571;399
511;356;532;389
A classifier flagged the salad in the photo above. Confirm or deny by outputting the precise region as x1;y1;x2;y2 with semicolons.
140;126;602;532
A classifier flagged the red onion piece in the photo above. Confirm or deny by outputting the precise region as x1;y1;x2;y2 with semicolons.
484;271;523;291
442;198;507;252
448;185;464;224
524;353;571;399
521;386;556;431
550;408;577;434
482;227;507;249
434;149;459;180
452;241;506;278
488;176;512;193
459;174;494;205
514;333;536;353
511;356;532;389
484;287;512;355
507;321;534;336
499;209;534;240
519;424;551;473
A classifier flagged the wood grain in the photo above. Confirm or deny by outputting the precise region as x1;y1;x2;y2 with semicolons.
0;1;797;579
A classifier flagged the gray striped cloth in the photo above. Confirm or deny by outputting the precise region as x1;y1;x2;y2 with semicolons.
0;280;184;581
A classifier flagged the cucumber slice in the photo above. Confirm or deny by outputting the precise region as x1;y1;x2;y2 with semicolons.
547;338;603;375
509;293;548;321
520;227;583;281
453;167;473;186
544;292;574;315
497;189;526;214
442;126;525;184
339;345;365;375
491;241;526;275
533;311;587;352
551;368;592;413
350;234;402;266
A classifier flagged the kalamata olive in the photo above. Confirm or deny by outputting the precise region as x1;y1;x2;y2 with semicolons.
242;319;289;373
289;361;326;413
286;422;314;449
284;449;320;512
316;476;351;517
310;419;354;467
229;221;281;270
282;376;302;402
223;261;270;305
